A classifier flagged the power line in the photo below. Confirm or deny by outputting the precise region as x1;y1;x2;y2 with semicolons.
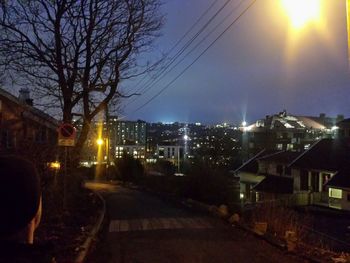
131;0;257;114
126;0;232;103
126;0;220;95
128;0;246;106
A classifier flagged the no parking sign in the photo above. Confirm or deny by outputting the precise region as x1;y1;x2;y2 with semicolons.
58;123;76;147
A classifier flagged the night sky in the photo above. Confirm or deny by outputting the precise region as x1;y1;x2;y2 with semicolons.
122;0;350;125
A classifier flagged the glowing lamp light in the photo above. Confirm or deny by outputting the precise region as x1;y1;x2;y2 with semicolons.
331;126;339;131
281;0;321;29
96;138;104;146
240;193;244;199
241;121;247;127
183;135;189;141
48;161;61;170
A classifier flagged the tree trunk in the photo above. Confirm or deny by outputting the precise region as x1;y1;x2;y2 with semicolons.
72;118;91;166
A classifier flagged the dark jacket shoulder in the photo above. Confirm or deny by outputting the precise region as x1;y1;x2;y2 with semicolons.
0;241;55;263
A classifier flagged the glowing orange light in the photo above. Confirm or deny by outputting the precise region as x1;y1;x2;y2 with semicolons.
48;161;61;170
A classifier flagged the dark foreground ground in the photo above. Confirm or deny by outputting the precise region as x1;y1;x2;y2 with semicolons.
87;182;301;263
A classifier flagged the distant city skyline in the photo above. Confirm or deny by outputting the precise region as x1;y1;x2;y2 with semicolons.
121;0;350;124
121;110;344;127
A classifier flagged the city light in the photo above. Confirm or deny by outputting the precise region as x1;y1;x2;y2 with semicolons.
281;0;321;29
241;121;247;127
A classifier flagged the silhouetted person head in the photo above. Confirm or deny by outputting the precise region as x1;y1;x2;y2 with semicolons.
0;156;42;244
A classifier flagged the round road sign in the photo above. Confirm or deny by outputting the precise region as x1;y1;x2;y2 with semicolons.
58;123;76;141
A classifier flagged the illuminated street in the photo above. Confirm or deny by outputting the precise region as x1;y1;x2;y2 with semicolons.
87;182;301;263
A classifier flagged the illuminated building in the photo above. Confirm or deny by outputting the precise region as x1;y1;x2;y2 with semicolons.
156;145;184;166
112;120;146;159
241;110;343;160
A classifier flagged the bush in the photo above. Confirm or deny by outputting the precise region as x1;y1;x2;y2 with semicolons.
183;163;234;205
141;161;239;207
115;153;144;183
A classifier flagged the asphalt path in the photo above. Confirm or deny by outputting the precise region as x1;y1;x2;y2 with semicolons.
87;182;301;263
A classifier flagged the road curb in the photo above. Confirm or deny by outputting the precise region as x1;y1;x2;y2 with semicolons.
74;189;106;263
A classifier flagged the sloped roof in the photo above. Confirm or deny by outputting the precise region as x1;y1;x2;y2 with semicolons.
289;139;350;172
234;149;278;174
326;170;350;189
297;116;326;129
304;116;337;129
0;87;58;128
257;151;301;165
253;175;293;194
246;112;329;132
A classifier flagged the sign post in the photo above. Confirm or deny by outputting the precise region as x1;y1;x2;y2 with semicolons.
57;123;77;209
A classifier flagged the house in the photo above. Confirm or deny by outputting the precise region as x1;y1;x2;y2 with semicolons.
0;87;58;165
236;135;350;210
252;151;300;201
289;138;350;198
234;149;278;202
288;138;350;209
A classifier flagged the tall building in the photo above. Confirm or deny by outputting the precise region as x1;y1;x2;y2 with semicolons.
114;120;146;145
112;120;147;159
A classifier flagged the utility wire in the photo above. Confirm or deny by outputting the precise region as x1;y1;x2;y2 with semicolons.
126;0;220;94
131;0;257;114
127;0;232;101
128;0;246;105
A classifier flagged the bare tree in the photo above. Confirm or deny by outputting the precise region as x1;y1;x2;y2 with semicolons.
0;0;163;156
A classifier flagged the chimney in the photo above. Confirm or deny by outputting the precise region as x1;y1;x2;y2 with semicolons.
18;88;33;106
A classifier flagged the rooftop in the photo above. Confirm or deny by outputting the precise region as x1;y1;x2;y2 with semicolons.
257;151;301;164
253;175;293;194
0;87;58;129
289;138;350;172
326;170;350;189
234;149;279;174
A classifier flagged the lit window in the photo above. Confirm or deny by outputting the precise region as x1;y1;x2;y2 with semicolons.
329;188;342;199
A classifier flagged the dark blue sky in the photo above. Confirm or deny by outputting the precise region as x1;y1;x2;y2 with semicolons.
122;0;350;125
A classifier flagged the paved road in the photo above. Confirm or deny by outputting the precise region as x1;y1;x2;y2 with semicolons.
87;182;301;263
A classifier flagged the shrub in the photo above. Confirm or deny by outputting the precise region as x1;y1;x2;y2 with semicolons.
115;153;144;183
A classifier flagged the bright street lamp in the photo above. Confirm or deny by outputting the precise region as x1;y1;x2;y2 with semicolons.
96;138;104;146
280;0;321;30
